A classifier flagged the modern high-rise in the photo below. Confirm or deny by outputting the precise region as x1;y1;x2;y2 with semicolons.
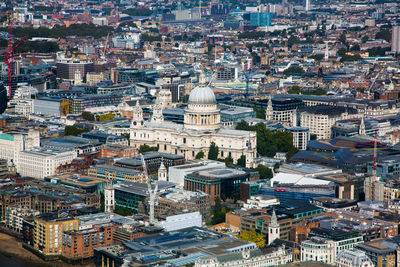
250;13;272;27
304;0;311;11
391;26;400;53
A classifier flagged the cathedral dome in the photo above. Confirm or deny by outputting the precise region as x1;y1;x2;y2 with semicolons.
188;85;216;105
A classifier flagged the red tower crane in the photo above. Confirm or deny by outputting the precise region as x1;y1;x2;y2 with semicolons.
3;12;25;100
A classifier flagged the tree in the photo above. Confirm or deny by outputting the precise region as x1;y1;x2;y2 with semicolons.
309;54;324;61
375;29;391;42
195;151;205;159
283;66;305;75
81;111;95;121
224;156;233;166
361;36;369;43
207;197;231;225
255;164;273;179
236;123;297;158
123;8;153;16
287;35;300;46
236;120;251;131
288;85;302;94
350;44;360;51
138;144;159;153
236;230;265;248
310;134;317;140
208;142;219;160
64;126;88;136
273;162;281;172
100;193;105;212
237;155;246;167
253;107;266;119
113;206;133;216
339;32;347;44
98;113;115;121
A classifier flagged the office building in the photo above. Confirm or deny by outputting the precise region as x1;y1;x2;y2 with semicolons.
336;249;374;267
157;212;202;232
304;0;310;11
18;148;77;179
56;60;94;81
88;165;145;183
391;26;400;53
33;98;70;117
97;82;135;95
286;126;310;150
0;130;40;167
301;237;335;264
250;13;272;27
357;239;397;267
139;188;211;221
114;181;176;213
69;94;123;114
184;167;255;204
300;105;358;139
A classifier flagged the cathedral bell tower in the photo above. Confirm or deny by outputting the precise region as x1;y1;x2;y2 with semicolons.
131;100;144;127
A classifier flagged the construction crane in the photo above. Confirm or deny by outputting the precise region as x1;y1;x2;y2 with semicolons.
101;33;110;60
3;12;26;100
140;154;158;225
242;68;258;101
372;129;378;177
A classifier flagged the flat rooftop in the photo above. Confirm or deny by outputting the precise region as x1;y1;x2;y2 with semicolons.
114;181;176;197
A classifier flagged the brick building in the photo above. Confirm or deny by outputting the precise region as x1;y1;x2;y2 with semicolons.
62;223;117;261
100;145;136;158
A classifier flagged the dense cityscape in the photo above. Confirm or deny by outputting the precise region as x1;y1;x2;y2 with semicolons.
0;0;399;266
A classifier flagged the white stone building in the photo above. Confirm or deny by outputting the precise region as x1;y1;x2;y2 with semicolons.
336;249;374;267
243;195;280;210
300;106;358;139
195;246;292;267
130;72;257;168
156;212;202;232
0;130;40;167
301;237;336;264
104;182;115;213
17;148;76;179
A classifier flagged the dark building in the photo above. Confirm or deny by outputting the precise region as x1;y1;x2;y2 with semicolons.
0;84;7;114
184;167;256;204
210;3;228;15
114;152;185;174
56;60;94;81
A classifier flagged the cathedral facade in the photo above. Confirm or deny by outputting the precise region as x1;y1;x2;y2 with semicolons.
130;74;257;168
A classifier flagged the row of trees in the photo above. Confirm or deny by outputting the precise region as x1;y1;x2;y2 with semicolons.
81;111;115;122
123;8;153;16
288;85;327;96
0;23;113;39
64;125;88;136
236;120;298;159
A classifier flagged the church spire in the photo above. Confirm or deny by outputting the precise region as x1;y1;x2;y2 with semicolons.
359;116;366;135
268;208;280;245
151;97;164;123
131;100;144;127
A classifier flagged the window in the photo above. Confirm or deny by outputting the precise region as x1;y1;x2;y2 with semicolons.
183;138;186;144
